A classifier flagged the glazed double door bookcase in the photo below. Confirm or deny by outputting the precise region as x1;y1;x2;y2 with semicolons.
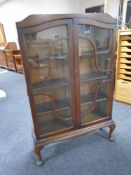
16;14;116;166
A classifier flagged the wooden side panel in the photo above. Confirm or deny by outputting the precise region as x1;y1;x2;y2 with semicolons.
115;29;131;104
5;50;16;71
0;50;7;68
13;50;24;73
115;80;131;104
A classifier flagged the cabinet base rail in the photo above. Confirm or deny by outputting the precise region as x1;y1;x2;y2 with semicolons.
33;120;116;166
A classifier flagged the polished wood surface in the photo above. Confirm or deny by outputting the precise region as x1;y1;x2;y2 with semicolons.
0;42;24;73
13;50;24;73
115;29;131;104
0;44;7;68
0;42;17;69
16;14;116;165
16;13;116;28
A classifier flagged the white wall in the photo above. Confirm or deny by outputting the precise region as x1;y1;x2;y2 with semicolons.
104;0;120;18
0;0;119;47
0;0;80;46
122;0;130;25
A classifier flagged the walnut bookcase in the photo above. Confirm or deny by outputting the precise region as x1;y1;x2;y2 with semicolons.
16;14;116;166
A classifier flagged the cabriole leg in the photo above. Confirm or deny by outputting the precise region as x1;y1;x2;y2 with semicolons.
108;123;116;141
34;146;44;166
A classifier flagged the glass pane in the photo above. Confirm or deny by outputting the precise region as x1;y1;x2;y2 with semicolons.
81;100;108;124
24;26;73;135
80;80;110;124
78;25;112;124
78;25;112;75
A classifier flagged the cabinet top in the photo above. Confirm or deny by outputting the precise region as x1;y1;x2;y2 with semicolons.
16;13;116;28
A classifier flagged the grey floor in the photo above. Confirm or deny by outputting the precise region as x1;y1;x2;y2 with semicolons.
0;70;131;175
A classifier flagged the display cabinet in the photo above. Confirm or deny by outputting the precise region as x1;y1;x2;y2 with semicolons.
16;14;116;166
0;42;17;69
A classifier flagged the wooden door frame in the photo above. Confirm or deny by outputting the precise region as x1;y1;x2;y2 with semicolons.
72;18;116;127
17;18;77;139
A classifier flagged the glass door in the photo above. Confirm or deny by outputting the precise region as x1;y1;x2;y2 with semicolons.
23;22;74;136
77;24;113;125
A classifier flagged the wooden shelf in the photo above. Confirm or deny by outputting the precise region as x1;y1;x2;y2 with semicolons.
121;46;131;52
121;40;131;46
36;98;70;115
120;63;131;69
120;57;131;64
119;74;131;81
28;54;68;68
80;93;107;105
121;35;131;40
39;109;107;135
121;52;131;58
81;110;106;124
80;49;110;57
36;93;107;116
32;77;68;92
80;72;108;82
119;69;131;75
39;119;72;135
28;49;109;68
32;72;108;93
26;38;68;44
